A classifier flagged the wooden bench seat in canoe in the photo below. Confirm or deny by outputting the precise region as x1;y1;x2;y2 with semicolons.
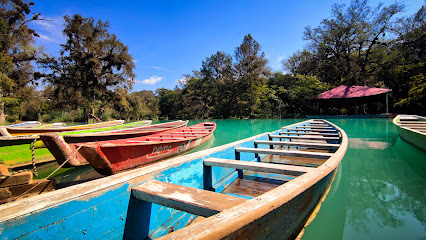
286;128;337;133
254;140;339;149
278;132;339;137
132;180;247;218
235;147;333;159
268;134;340;141
203;158;314;175
295;126;333;130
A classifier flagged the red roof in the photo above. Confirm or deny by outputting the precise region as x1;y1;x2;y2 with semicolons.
318;85;392;99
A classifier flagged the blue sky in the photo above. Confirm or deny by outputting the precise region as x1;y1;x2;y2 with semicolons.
29;0;423;92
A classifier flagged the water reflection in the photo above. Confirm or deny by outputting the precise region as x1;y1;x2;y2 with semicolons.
303;119;426;240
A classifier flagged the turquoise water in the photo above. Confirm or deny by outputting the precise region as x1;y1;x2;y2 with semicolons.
191;119;426;239
46;119;426;238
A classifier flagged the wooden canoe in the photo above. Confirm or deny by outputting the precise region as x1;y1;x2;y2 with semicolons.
40;120;189;168
0;120;126;136
0;120;347;239
78;122;216;175
0;120;150;167
393;115;426;152
6;121;41;128
35;122;67;128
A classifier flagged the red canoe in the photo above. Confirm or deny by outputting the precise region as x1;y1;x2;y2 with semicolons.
40;120;189;168
78;122;216;175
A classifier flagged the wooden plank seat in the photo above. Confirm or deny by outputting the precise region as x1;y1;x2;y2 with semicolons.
399;116;419;121
235;147;333;159
204;158;314;175
286;128;337;133
301;124;330;127
269;134;340;141
408;127;426;130
399;125;426;128
399;122;426;124
295;126;333;129
254;140;340;149
278;131;339;137
284;129;337;133
131;180;246;218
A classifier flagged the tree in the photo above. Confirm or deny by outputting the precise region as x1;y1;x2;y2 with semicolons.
181;51;235;118
156;88;183;120
234;34;271;118
40;14;135;121
298;0;404;86
283;50;316;76
385;5;426;114
128;90;160;120
0;0;40;123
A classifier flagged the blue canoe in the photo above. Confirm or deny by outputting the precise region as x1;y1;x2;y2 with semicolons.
0;119;347;239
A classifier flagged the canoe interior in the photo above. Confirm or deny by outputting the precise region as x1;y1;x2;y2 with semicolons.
394;115;426;152
0;120;345;240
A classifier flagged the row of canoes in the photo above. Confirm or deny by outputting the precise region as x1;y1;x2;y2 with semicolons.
0;119;349;239
0;119;216;205
0;120;217;174
0;120;148;167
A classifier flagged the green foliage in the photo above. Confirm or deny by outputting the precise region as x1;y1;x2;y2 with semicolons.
0;0;40;123
283;1;425;115
175;35;271;119
156;88;183;120
295;0;404;86
40;14;135;121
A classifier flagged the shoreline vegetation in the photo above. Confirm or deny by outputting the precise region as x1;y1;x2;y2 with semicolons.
0;0;425;125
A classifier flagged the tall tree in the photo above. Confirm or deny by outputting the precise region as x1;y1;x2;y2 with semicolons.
41;14;135;121
234;34;271;118
156;87;183;120
384;5;426;114
184;51;235;118
0;0;40;123
299;0;404;86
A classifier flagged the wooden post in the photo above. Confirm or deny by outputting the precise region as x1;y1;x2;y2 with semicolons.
203;165;213;191
386;92;389;114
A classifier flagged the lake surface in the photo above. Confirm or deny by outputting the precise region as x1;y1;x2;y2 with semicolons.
40;118;426;239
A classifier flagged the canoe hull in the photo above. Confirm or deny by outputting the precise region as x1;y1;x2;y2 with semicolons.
79;131;214;175
40;121;188;168
393;115;426;152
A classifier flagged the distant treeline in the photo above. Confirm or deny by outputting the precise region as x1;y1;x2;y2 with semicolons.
0;0;424;123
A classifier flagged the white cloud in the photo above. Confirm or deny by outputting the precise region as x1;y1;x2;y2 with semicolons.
31;16;66;44
138;76;163;85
